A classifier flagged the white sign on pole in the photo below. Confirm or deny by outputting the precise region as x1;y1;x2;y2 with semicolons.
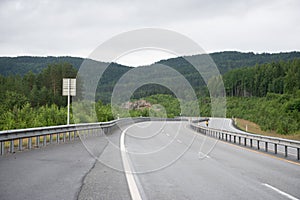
63;79;76;96
62;78;76;125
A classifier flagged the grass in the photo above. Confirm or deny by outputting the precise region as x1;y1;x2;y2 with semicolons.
235;118;300;141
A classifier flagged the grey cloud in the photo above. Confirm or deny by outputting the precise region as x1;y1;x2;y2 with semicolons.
0;0;299;58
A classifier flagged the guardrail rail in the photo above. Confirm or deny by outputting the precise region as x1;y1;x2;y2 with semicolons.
0;117;185;155
190;120;300;161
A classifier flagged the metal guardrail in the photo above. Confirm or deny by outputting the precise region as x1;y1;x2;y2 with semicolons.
0;121;114;155
0;117;185;155
190;121;300;161
0;117;146;155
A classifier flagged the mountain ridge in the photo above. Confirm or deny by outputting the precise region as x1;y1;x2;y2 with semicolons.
1;51;300;76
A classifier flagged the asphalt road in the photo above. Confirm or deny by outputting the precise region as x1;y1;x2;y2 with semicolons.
122;121;300;200
0;139;95;200
0;120;299;200
0;128;116;200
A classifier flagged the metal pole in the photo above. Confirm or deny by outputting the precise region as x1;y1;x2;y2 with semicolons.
67;79;70;125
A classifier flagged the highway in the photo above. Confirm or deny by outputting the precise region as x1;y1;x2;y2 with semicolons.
0;120;299;200
120;121;300;200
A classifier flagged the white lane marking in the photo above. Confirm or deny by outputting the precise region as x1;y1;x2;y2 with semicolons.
198;152;210;159
166;133;170;137
177;139;182;143
262;183;299;200
120;125;143;200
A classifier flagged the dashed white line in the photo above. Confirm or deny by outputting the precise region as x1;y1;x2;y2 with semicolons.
120;125;143;200
177;139;182;143
262;183;299;200
166;133;170;137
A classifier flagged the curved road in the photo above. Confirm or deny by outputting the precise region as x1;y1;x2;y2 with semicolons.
202;118;298;158
0;120;299;200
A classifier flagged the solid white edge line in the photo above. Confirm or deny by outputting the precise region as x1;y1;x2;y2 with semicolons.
262;183;299;200
120;125;143;200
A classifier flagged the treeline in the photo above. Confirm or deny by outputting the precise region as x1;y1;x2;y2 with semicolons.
227;93;300;134
1;56;299;135
0;62;78;109
2;51;300;104
224;59;300;97
222;59;300;134
0;63;78;130
0;56;84;76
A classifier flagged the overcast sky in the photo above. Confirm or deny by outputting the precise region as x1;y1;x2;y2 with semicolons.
0;0;300;66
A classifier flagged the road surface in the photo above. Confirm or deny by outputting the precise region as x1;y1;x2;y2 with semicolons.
0;120;299;200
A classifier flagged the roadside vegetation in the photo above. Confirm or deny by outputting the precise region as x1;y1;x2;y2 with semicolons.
235;118;300;141
0;57;299;138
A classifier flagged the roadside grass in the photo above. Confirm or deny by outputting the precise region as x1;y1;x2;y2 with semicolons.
235;118;300;141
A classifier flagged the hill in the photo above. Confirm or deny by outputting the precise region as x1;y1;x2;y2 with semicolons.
1;51;300;103
0;56;84;76
1;51;300;76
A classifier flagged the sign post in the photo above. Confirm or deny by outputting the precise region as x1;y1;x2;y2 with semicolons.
63;78;76;125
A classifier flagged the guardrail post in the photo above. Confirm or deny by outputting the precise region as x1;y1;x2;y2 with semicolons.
250;139;253;147
43;135;47;146
10;140;14;153
36;136;40;147
274;144;277;154
1;142;4;155
234;136;236;143
238;137;241;145
265;142;268;152
18;139;22;151
257;141;260;150
28;138;32;149
74;131;77;139
57;133;60;143
244;138;247;146
68;131;71;141
49;134;53;144
63;133;66;143
285;146;288;157
297;148;300;160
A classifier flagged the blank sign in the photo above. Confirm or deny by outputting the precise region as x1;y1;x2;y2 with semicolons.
62;78;76;96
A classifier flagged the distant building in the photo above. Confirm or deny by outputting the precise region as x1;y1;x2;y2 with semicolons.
122;100;151;110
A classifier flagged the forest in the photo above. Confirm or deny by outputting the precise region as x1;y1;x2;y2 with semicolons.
2;51;300;104
0;52;299;135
